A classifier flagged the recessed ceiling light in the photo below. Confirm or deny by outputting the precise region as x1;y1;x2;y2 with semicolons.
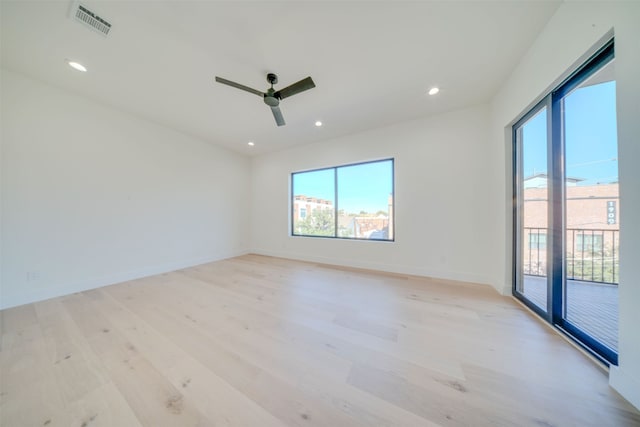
67;60;87;72
428;87;440;96
248;141;255;146
315;121;323;127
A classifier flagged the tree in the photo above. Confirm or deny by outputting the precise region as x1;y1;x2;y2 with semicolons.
296;208;335;236
338;225;354;237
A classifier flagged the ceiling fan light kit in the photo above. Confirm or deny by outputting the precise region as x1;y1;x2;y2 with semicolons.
215;73;316;126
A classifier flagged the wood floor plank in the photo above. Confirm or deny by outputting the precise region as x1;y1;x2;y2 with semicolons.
35;301;110;404
104;278;434;426
0;329;66;426
2;254;639;426
108;295;367;426
0;303;42;351
461;363;640;426
60;293;208;426
57;381;144;427
175;266;466;379
119;279;437;426
84;288;290;427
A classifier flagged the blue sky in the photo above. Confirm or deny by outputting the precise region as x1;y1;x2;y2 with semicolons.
522;80;618;185
292;168;335;202
292;160;393;214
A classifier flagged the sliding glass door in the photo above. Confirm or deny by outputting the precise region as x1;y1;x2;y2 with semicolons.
514;40;618;364
514;103;549;315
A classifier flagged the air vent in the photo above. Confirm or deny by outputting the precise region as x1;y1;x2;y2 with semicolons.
70;2;111;36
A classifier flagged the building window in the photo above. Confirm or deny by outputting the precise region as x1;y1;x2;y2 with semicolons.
291;159;394;240
529;232;547;250
576;233;603;253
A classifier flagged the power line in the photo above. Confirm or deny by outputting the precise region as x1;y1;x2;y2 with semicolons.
567;158;617;168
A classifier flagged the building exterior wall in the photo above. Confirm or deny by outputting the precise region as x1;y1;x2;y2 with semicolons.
522;183;619;282
524;183;619;229
292;195;333;222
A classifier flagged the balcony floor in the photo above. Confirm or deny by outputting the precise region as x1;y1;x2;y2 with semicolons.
521;275;618;351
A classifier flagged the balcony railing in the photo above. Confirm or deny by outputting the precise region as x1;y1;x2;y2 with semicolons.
523;227;619;285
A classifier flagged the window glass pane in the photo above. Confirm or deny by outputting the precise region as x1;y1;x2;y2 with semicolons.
516;107;548;312
292;169;335;237
337;160;393;240
564;58;618;351
513;41;618;364
291;159;394;240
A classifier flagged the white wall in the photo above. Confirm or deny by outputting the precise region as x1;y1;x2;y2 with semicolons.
489;2;640;410
251;104;493;286
0;69;250;309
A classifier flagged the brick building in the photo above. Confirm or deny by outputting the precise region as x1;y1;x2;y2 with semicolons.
522;176;619;282
523;175;618;229
292;195;333;222
294;193;394;239
340;194;394;239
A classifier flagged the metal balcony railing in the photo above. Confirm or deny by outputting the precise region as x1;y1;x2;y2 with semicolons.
523;227;619;285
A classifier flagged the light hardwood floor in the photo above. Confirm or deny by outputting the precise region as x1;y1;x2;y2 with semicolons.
1;254;638;426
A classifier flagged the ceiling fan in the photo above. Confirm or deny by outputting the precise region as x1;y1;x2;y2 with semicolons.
215;73;315;126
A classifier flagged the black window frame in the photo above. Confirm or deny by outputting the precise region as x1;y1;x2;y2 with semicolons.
291;158;395;241
512;39;617;365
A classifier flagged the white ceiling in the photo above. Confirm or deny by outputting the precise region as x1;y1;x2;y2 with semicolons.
1;1;561;155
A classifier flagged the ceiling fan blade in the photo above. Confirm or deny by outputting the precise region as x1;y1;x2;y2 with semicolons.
215;76;264;97
271;105;286;126
274;76;315;100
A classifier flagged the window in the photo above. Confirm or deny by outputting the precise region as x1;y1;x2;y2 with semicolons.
291;168;335;237
513;39;618;364
529;231;547;250
291;159;394;240
576;233;603;253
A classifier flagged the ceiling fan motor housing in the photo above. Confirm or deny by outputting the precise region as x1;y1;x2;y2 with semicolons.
267;73;278;85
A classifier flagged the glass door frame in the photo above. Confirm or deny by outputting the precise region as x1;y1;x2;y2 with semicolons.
513;96;553;323
512;40;617;365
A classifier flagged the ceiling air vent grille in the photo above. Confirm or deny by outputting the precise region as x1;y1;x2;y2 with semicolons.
71;2;111;36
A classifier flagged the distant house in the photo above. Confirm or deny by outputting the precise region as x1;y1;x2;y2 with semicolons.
523;173;583;189
339;215;389;239
292;195;333;222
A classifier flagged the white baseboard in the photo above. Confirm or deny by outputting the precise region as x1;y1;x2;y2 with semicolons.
251;248;492;288
610;365;640;411
0;248;249;310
